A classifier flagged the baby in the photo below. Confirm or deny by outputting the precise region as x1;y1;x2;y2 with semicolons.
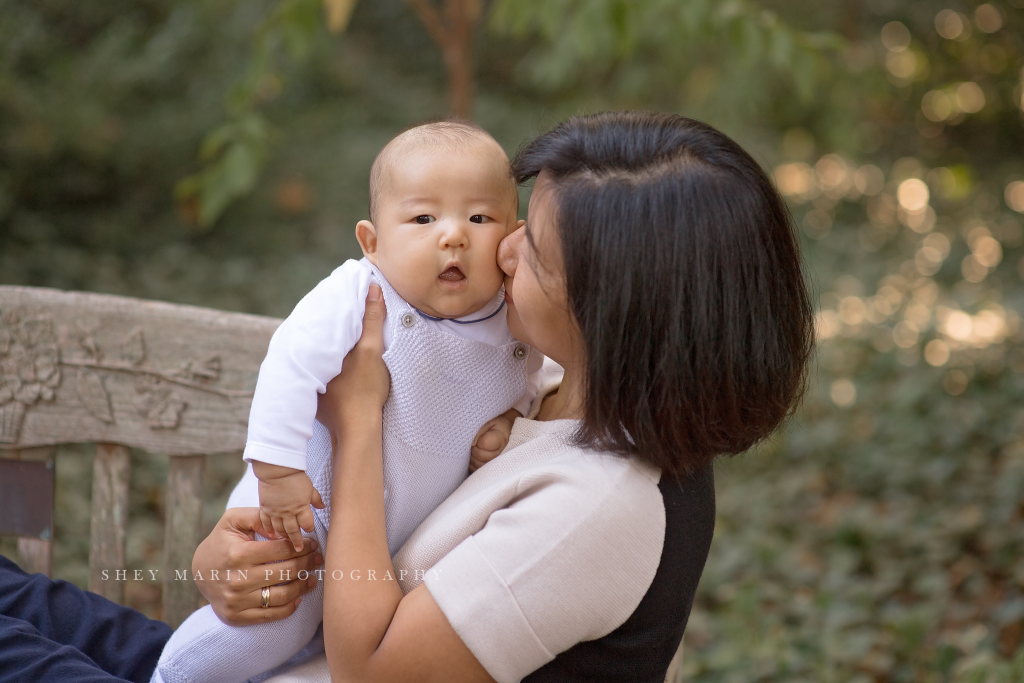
153;122;544;683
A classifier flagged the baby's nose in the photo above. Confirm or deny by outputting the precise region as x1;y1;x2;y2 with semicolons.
440;220;469;249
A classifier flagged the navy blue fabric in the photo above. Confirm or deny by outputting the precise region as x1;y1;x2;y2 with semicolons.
0;554;171;683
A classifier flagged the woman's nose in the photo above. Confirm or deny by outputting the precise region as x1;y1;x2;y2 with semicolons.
498;226;524;277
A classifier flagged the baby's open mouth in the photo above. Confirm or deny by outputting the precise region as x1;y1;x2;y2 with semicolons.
438;266;466;282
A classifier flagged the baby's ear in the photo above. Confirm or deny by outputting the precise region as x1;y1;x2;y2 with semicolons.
355;220;379;264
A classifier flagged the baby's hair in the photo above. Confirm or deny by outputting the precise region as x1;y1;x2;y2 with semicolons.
368;120;515;222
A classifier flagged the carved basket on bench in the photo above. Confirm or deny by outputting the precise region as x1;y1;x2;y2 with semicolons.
0;285;281;628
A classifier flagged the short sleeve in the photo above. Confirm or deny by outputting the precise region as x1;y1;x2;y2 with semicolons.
423;460;665;683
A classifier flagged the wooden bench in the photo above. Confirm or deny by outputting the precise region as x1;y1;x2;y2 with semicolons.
0;285;281;628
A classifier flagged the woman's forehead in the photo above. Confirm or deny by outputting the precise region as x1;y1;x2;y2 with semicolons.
524;180;563;269
527;176;557;230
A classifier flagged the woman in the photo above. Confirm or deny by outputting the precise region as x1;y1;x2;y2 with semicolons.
195;111;813;682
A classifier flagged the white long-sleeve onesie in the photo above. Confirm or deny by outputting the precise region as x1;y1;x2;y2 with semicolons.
154;259;546;683
243;258;541;470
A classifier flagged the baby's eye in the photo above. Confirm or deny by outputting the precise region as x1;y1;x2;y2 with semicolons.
470;215;488;224
415;215;435;224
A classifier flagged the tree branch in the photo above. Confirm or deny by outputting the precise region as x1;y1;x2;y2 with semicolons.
404;0;448;48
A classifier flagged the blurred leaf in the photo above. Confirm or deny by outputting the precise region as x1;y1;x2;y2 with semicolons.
176;114;270;229
324;0;358;33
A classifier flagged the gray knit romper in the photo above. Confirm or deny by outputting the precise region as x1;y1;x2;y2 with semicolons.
307;267;530;556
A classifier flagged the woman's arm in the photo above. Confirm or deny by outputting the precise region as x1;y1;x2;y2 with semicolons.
192;507;322;624
317;285;495;683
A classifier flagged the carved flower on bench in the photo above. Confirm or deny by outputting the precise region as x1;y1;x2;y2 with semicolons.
133;376;187;429
0;315;62;442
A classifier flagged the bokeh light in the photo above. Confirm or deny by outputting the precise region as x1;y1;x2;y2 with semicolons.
881;21;911;51
897;178;929;212
935;10;970;41
924;339;950;366
973;4;1004;33
829;379;857;407
955;82;985;113
1006;181;1024;212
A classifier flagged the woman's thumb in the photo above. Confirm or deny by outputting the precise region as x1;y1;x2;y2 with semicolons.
362;284;386;342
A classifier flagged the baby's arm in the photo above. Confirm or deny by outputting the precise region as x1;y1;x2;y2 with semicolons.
469;351;563;471
245;259;373;549
470;408;520;472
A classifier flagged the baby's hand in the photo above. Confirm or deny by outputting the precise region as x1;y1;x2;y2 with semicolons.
252;462;326;552
470;409;521;472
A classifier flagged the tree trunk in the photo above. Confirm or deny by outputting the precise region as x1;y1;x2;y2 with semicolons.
406;0;479;119
841;0;862;41
445;0;476;119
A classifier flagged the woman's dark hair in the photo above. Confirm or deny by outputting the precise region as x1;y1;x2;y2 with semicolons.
513;111;814;475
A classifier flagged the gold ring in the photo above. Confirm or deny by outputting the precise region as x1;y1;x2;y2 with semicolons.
261;586;270;609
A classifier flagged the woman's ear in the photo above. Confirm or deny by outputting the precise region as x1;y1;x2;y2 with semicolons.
355;220;379;265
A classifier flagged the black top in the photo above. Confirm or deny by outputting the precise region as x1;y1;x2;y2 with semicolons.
523;465;716;682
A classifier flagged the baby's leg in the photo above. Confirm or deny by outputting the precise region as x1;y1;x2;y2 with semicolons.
155;426;334;683
154;580;323;683
305;421;333;543
225;462;261;509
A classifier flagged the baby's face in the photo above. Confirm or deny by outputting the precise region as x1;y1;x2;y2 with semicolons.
358;142;518;319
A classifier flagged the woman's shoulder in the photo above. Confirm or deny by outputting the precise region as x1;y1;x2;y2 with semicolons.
407;420;673;681
518;421;664;513
464;417;664;519
396;419;666;590
507;417;657;475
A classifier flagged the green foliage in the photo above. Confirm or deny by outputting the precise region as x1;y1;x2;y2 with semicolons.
175;113;270;227
183;0;844;225
175;0;324;229
489;0;842;119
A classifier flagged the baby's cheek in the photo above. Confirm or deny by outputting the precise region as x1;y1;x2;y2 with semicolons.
378;250;433;300
484;229;511;273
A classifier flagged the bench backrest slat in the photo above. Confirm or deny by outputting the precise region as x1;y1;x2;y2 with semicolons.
164;454;206;628
88;443;131;604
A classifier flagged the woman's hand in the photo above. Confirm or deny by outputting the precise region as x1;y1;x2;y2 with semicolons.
192;507;323;625
316;283;390;443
